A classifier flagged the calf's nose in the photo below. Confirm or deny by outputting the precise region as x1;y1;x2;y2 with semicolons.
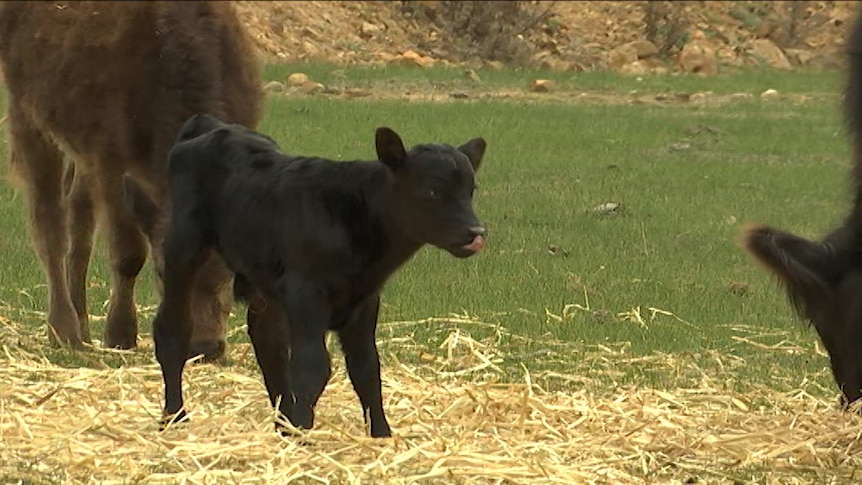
470;226;486;238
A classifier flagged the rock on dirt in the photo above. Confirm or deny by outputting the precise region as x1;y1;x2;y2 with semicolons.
620;61;649;76
689;92;709;104
360;21;383;38
607;40;659;71
760;89;781;101
392;50;435;68
286;72;310;86
263;80;286;94
679;41;717;75
300;82;326;95
591;202;622;215
746;39;792;70
528;79;556;93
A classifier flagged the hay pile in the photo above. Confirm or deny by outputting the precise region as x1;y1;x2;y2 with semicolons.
2;314;862;484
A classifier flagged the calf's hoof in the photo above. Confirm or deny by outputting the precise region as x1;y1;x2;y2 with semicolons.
370;424;393;438
188;339;227;363
159;409;189;431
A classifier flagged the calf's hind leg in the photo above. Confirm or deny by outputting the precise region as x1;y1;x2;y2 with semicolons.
8;112;81;347
153;220;212;425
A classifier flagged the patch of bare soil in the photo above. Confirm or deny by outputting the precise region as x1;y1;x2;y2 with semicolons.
235;1;862;73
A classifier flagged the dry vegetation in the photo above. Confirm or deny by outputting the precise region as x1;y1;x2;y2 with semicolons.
3;313;862;484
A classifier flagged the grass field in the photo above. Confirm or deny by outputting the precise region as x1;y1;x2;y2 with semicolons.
2;64;862;483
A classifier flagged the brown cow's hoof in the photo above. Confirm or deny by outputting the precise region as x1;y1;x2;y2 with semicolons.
104;329;138;350
188;339;227;363
48;331;87;350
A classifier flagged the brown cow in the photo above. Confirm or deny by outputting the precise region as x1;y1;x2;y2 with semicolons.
0;1;263;357
741;13;862;407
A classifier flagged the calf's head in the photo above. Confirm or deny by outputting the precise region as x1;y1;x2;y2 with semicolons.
376;127;487;258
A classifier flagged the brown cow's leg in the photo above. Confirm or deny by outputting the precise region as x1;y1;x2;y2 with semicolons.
189;255;233;362
65;166;95;344
124;176;229;361
94;163;148;349
8;113;81;347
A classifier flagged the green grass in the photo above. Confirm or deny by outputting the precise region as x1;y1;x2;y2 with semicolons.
264;60;844;96
0;66;852;398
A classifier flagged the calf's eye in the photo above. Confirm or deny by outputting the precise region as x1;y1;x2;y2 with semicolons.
421;188;437;198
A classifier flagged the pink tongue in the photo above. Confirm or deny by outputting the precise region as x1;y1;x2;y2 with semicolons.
463;235;485;252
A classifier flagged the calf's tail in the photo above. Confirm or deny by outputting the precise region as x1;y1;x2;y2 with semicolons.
741;224;845;320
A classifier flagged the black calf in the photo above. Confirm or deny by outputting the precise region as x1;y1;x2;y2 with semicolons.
153;115;487;437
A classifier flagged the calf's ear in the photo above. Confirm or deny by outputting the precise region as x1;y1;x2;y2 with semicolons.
458;138;486;172
375;127;407;171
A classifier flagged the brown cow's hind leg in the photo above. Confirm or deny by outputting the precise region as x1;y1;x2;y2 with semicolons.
65;166;95;343
8;113;82;347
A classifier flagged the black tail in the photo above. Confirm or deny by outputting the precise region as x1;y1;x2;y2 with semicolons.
741;224;848;319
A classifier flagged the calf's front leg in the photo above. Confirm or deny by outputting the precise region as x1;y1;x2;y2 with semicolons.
337;294;391;438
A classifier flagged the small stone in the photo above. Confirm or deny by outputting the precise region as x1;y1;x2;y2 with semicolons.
528;79;555;93
689;92;708;103
620;60;648;76
679;41;717;75
785;48;813;66
286;72;310;86
360;21;382;38
393;50;435;68
301;41;319;55
730;92;754;101
376;52;397;63
591;202;621;215
300;82;325;94
263;80;285;94
608;43;638;70
747;39;792;70
760;89;780;101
